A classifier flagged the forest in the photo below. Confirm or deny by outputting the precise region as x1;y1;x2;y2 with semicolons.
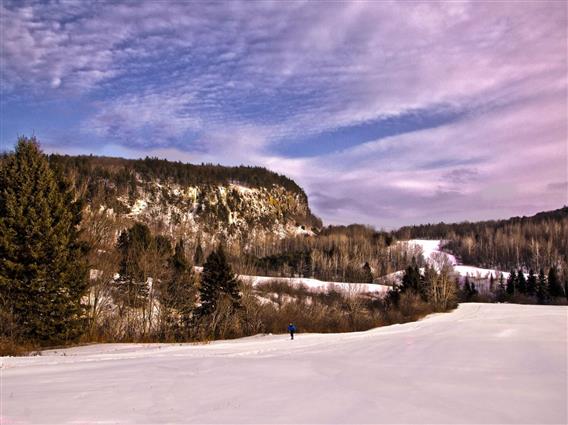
394;208;568;272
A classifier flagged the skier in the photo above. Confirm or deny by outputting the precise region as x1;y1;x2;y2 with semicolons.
288;322;296;340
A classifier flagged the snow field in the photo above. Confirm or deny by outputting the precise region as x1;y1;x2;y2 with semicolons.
2;303;566;424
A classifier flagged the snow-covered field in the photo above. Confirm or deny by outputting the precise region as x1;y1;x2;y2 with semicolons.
2;303;566;424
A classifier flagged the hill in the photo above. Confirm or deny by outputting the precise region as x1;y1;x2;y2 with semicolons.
48;154;322;242
393;207;568;271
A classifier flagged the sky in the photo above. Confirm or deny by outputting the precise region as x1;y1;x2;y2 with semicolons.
1;1;566;229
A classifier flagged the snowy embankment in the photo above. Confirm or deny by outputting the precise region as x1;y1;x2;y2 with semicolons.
2;303;566;424
193;266;392;294
240;274;391;294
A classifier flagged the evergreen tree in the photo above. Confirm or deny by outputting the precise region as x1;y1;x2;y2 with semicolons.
517;269;527;294
489;274;495;292
470;282;478;298
498;272;505;289
547;267;563;298
0;137;87;344
193;240;204;266
506;270;517;296
536;268;548;304
197;245;241;317
496;273;507;302
401;264;422;295
526;269;537;296
362;262;373;283
463;276;472;301
161;239;196;337
115;223;154;307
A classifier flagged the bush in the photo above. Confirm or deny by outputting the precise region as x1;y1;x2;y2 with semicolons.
0;338;38;356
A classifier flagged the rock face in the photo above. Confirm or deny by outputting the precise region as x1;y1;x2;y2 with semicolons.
50;155;320;242
112;180;316;241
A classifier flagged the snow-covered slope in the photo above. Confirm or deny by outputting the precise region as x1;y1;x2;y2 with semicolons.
393;239;511;291
240;274;391;294
2;303;566;424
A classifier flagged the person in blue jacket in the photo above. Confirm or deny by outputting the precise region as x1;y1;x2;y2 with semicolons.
288;322;296;340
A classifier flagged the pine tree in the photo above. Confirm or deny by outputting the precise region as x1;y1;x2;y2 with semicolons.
536;268;548;304
496;273;507;302
506;270;517;296
526;269;537;297
161;239;196;337
0;137;87;344
547;267;563;298
362;262;373;283
470;282;478;297
197;245;241;317
401;264;422;295
463;276;472;301
517;269;527;294
489;274;495;292
115;223;154;307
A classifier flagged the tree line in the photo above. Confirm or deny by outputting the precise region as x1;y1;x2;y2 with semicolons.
394;209;568;273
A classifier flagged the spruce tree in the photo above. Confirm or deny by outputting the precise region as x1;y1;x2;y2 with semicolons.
162;239;196;337
547;267;563;298
536;268;548;304
506;270;516;296
0;137;87;344
496;273;507;302
401;264;422;295
197;245;241;317
526;269;537;297
463;276;472;301
115;223;154;307
517;269;527;294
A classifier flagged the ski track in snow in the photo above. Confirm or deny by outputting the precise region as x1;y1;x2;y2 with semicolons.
2;303;567;424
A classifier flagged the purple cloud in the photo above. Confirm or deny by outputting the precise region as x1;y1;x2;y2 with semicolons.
1;1;566;227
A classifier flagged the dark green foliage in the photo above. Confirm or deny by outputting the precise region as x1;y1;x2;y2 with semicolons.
116;224;152;307
517;270;527;294
526;269;537;296
462;276;478;301
506;270;516;295
197;245;241;317
463;276;472;296
115;223;171;308
48;153;311;204
400;264;423;297
160;239;196;336
548;267;563;298
496;273;507;302
0;137;88;344
536;269;548;304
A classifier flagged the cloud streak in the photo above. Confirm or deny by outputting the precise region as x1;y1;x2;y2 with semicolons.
1;1;566;227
